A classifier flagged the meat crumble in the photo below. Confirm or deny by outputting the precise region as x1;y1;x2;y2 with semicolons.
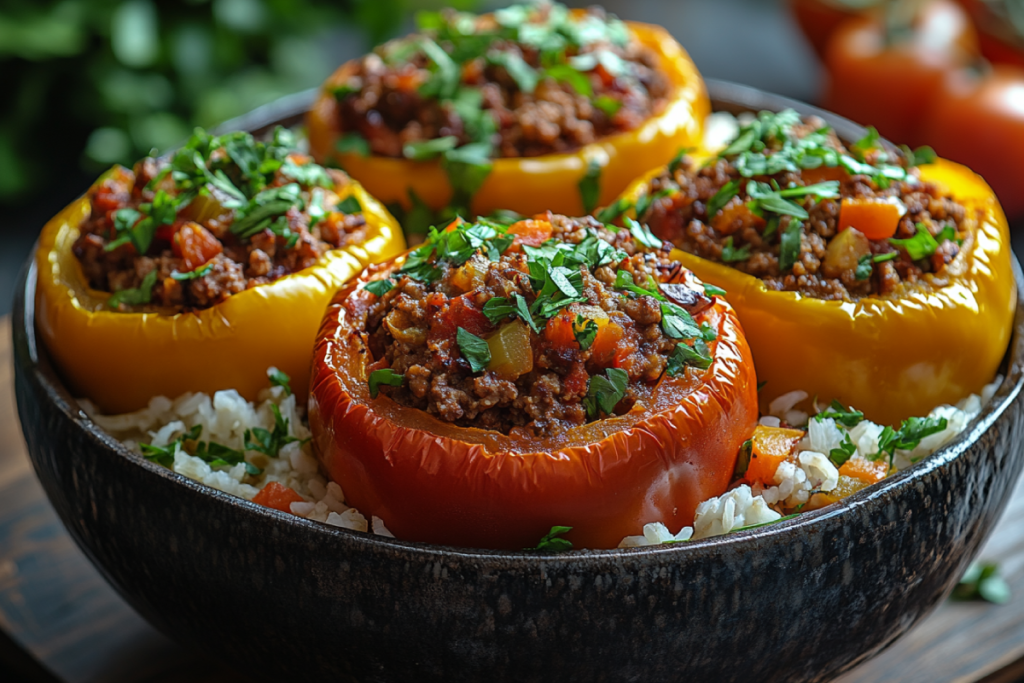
615;110;968;301
349;214;719;437
75;128;369;311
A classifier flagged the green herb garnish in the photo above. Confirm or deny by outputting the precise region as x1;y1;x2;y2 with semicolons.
829;434;857;467
456;327;491;373
579;159;602;214
666;339;713;376
573;314;598;350
107;270;158;309
721;236;751;263
583;367;629;418
268;369;292;396
244;404;299;458
526;525;573;552
368;368;404;398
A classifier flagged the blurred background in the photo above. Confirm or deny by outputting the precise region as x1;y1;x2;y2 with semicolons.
1;0;1023;316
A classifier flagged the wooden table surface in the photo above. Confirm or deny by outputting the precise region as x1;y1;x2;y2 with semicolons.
1;317;1023;683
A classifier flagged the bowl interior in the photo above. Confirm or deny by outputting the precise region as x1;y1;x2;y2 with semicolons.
17;79;1024;561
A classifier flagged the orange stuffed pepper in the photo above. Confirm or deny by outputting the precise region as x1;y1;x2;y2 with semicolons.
609;109;1015;426
307;2;708;219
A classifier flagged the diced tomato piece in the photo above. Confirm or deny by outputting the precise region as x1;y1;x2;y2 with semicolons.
544;309;577;349
155;219;184;243
744;425;805;486
448;295;492;337
173;222;223;271
837;197;906;241
508;219;553;248
252;482;305;513
589;321;624;367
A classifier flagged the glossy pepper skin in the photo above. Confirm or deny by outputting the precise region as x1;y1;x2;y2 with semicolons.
308;253;759;550
35;170;405;414
616;158;1016;426
305;22;709;218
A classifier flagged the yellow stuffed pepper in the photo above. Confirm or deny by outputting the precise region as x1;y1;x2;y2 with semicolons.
36;127;404;414
306;2;708;219
609;109;1015;426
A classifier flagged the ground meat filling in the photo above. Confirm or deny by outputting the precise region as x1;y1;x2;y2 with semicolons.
633;111;968;300
355;215;716;437
334;2;670;159
74;130;369;311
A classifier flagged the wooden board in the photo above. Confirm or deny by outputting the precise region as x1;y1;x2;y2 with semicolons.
1;316;1023;683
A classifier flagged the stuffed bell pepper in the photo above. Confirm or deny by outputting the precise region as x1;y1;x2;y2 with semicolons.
36;127;405;413
306;1;708;220
309;214;758;550
606;109;1015;426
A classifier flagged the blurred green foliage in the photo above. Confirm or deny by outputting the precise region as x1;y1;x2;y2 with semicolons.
0;0;478;205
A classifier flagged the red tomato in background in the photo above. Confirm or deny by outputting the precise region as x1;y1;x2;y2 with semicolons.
920;65;1024;218
789;0;867;59
956;0;1024;69
822;0;978;146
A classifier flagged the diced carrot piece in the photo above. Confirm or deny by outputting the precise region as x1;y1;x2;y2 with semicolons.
173;222;223;271
839;456;889;484
744;425;805;486
589;321;624;366
507;219;553;247
252;482;305;513
801;166;848;184
712;200;764;236
837;197;906;240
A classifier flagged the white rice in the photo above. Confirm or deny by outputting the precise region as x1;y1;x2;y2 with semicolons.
81;368;374;535
618;378;1002;548
82;369;1002;549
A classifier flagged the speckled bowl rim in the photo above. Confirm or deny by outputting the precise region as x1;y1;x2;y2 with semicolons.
20;79;1024;563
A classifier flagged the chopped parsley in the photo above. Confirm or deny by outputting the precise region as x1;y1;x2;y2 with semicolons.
829;434;857;467
815;399;864;428
573;314;598;350
889;223;958;261
666;339;713;375
170;264;213;281
584;367;629;418
707;179;739;217
456;327;491;373
268;368;293;396
527;525;573;552
140;424;202;468
866;416;949;463
720;236;751;263
952;562;1011;604
244;404;300;458
336;132;371;157
107;270;158;309
368;368;404;398
779;219;803;272
703;283;727;297
625;217;662;250
734;439;753;477
578;159;602;214
483;293;538;332
365;279;396;297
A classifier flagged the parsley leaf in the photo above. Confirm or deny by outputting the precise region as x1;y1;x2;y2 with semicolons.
707;179;740;217
369;368;404;398
661;302;700;340
595;196;633;223
901;144;937;167
268;369;292;396
829;434;857;467
365;279;395;297
855;254;873;280
583;367;629;418
573;314;598;350
336;133;371;157
721;236;751;263
107;270;158;309
483;293;539;332
866;416;949;462
337;195;362;214
734;438;753;477
403;135;459;160
593;95;622;116
952;562;1012;604
170;264;213;281
544;64;592;96
244;404;299;458
614;270;665;300
815;399;864;428
140;424;203;468
873;252;898;263
890;223;939;260
488;51;538;93
779;219;803;272
703;283;727;297
456;327;491;373
578;159;602;214
625;217;663;249
527;525;573;552
666;339;712;376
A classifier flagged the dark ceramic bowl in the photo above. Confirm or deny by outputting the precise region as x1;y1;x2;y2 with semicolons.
14;81;1024;683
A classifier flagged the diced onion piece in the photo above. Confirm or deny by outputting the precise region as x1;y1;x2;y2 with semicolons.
821;226;871;279
449;254;489;292
744;424;804;486
837;196;906;240
385;309;427;345
486;320;533;380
